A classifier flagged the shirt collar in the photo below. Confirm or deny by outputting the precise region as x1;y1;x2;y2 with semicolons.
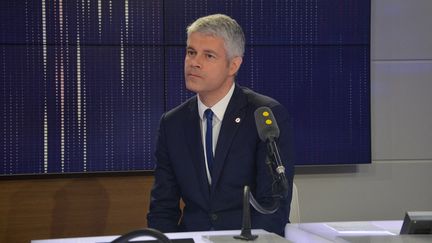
198;83;235;122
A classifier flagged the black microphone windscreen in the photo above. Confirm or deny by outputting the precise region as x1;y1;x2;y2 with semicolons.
254;106;280;142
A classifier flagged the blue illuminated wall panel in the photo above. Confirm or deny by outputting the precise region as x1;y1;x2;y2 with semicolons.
1;0;370;175
164;0;370;45
164;0;371;165
1;0;164;175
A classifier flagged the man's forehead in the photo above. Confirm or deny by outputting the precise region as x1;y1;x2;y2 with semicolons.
187;46;218;54
187;32;224;44
187;33;226;52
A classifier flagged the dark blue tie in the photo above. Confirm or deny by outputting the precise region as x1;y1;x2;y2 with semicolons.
204;109;214;176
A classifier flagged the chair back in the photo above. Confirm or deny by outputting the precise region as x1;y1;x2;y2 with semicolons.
289;182;300;223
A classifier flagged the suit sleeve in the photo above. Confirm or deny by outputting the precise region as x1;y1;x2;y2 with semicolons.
251;104;294;236
147;113;182;233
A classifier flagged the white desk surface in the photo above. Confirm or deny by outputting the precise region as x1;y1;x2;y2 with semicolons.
32;229;269;243
32;221;432;243
284;220;432;242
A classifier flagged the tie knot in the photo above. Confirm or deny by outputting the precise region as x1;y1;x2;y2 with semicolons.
204;109;213;120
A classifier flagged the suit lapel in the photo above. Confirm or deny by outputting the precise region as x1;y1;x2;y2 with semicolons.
211;85;248;191
185;98;210;201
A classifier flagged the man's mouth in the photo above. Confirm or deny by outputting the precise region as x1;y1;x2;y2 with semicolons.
187;73;202;78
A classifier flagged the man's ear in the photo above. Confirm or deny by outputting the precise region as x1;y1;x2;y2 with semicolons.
229;56;243;76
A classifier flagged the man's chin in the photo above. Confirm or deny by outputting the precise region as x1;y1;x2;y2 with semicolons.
185;81;200;93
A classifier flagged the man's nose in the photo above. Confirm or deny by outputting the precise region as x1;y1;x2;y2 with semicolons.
189;55;202;69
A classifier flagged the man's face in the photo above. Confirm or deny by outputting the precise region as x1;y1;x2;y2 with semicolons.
184;32;241;101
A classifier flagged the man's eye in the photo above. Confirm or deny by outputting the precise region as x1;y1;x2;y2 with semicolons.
206;54;215;59
187;50;196;56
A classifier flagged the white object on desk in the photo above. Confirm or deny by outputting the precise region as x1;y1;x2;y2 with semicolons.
324;221;396;235
285;220;403;242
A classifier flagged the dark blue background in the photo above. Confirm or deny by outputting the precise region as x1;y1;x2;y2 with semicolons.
0;0;370;175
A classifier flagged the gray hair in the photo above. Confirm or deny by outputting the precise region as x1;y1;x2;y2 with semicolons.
186;14;245;60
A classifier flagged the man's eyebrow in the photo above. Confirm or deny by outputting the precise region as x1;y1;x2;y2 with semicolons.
185;47;218;56
203;49;218;56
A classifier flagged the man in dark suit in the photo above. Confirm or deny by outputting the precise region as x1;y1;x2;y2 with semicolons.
147;14;294;236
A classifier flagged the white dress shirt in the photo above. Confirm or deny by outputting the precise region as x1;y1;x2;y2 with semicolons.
197;83;235;185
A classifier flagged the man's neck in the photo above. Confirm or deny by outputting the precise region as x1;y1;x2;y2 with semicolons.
198;81;234;107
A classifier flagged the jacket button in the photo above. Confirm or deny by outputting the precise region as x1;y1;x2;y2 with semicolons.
210;213;218;221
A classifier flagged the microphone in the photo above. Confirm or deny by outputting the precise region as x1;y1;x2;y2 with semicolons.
254;107;280;142
254;106;288;197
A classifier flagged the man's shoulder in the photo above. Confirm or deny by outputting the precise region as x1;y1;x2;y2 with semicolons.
163;95;197;121
238;85;281;109
236;85;290;122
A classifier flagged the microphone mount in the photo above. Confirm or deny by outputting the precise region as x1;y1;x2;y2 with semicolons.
234;106;289;241
234;139;288;241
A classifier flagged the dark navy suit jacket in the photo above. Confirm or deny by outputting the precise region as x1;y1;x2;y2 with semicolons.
147;85;294;235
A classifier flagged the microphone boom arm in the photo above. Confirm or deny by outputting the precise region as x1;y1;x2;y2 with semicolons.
267;139;289;197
